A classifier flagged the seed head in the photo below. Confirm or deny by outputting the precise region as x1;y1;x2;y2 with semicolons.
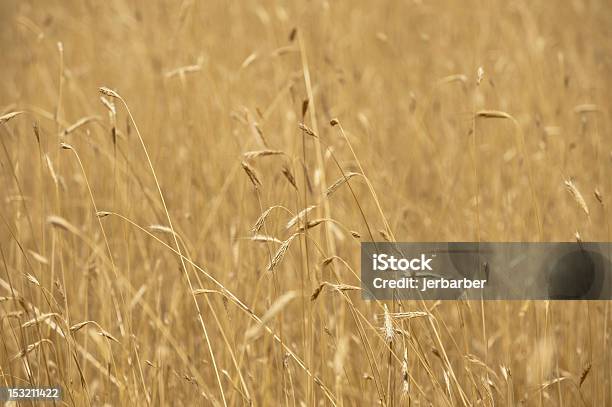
241;161;262;188
383;305;394;343
564;179;590;217
298;123;317;138
99;87;120;98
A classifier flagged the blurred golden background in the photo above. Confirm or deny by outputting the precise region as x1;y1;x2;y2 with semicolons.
0;0;610;405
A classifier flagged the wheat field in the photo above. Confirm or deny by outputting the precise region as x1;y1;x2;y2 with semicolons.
0;0;611;405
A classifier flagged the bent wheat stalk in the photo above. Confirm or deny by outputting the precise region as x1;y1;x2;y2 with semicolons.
99;210;338;405
98;87;228;407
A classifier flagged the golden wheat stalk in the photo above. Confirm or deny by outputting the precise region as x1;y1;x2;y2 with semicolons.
267;233;299;272
243;150;284;159
251;234;283;244
63;115;101;135
564;179;590;217
0;111;23;123
286;205;316;229
311;282;361;301
325;172;360;197
21;313;60;329
298;122;317;138
297;218;325;232
383;304;394;343
475;110;512;119
11;339;53;361
252;207;274;234
241;160;262;188
282;166;298;190
401;348;410;398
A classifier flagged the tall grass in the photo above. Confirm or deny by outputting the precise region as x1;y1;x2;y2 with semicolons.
0;0;610;405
